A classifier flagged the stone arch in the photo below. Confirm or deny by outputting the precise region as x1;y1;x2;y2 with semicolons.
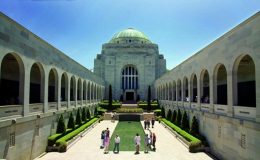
0;53;25;105
183;76;189;101
213;64;227;105
77;78;82;100
48;68;58;102
83;80;86;100
70;76;76;101
87;81;91;101
177;79;182;101
30;62;44;103
233;54;256;107
190;73;197;102
172;81;176;101
61;72;68;101
200;69;210;103
169;82;172;101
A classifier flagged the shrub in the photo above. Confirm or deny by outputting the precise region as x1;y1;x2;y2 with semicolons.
55;118;98;152
171;110;177;124
166;109;172;120
94;106;98;116
86;109;91;120
67;113;75;129
116;108;143;113
161;118;201;152
161;107;166;118
176;109;182;126
181;111;189;131
56;115;66;134
75;108;82;126
48;133;63;146
81;107;86;122
190;116;199;136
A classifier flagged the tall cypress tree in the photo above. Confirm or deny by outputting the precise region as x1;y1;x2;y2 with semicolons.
82;107;86;122
86;109;91;120
56;115;66;134
161;107;166;118
67;113;75;129
109;84;112;108
176;109;182;126
167;109;172;120
76;108;82;126
190;116;199;136
171;110;177;123
147;85;151;111
181;111;189;131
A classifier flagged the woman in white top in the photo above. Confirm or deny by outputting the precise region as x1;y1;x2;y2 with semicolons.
134;133;141;154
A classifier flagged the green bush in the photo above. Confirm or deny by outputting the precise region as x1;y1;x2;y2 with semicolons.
94;106;98;116
86;109;91;120
48;133;63;146
75;108;82;126
161;118;201;152
81;107;86;122
116;108;143;113
181;111;189;131
166;109;172;120
190;116;199;136
176;109;182;126
171;110;177;124
56;115;66;134
67;113;75;129
55;118;98;152
161;107;166;118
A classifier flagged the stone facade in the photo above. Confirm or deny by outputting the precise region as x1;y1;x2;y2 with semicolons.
155;12;260;160
94;28;166;100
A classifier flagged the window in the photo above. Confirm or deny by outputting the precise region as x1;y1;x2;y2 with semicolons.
121;66;138;90
9;132;15;147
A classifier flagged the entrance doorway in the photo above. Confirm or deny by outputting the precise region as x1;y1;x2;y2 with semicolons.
126;91;134;101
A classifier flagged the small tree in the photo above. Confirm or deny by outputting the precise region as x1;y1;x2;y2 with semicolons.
67;113;75;129
181;111;189;131
75;108;82;126
161;106;166;118
82;107;86;122
109;84;112;108
94;106;98;116
166;109;172;120
147;85;151;111
56;115;66;134
171;110;177;124
190;116;199;136
86;109;91;120
176;109;182;126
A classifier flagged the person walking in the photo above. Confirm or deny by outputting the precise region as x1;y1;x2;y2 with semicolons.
147;119;150;128
134;133;141;154
103;133;110;154
144;134;150;153
152;132;156;151
144;119;147;129
100;130;105;148
151;118;155;128
113;134;120;153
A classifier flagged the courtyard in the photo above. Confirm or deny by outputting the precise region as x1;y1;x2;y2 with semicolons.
37;120;212;160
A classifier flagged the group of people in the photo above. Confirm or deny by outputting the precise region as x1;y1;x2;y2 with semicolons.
100;128;157;154
144;118;155;129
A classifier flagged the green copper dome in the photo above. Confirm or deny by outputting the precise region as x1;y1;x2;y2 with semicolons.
109;28;151;43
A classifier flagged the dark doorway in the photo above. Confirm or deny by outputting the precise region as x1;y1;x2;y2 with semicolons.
126;92;134;101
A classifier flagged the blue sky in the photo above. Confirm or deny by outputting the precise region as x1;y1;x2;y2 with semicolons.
0;0;259;70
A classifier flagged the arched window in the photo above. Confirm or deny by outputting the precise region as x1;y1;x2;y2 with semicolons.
183;77;188;101
177;79;182;101
61;73;68;101
201;70;210;103
0;53;24;105
83;81;86;100
70;76;76;101
30;63;44;103
87;82;91;101
77;78;82;100
48;69;58;102
121;65;138;90
169;83;172;101
173;81;176;101
234;55;256;107
214;64;227;105
190;74;197;102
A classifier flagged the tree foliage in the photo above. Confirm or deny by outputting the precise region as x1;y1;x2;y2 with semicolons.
176;109;182;126
171;110;177;124
67;113;75;129
190;116;199;136
76;108;82;126
166;109;172;120
161;106;166;118
181;111;189;131
82;107;86;122
56;114;66;134
86;108;91;120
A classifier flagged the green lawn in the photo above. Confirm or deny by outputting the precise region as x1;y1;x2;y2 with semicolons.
109;121;145;151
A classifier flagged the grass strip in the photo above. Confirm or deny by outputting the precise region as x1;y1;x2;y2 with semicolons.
109;121;145;151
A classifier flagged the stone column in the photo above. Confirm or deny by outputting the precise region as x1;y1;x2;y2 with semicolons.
43;69;49;112
227;71;234;117
57;72;61;110
75;78;78;107
22;64;30;116
197;74;201;110
67;76;71;108
209;74;214;113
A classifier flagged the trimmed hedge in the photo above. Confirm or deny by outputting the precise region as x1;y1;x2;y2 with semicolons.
116;108;143;113
48;128;73;146
161;118;201;152
153;109;161;116
55;118;98;152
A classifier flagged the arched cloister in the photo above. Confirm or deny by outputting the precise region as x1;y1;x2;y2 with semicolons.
70;76;76;101
200;69;210;103
177;79;182;101
190;74;197;102
48;68;58;102
183;77;188;101
214;64;227;105
30;63;44;103
61;73;68;101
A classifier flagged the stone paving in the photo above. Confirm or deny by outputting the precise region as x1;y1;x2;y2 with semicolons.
37;120;213;160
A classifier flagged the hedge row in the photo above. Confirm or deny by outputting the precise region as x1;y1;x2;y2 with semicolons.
161;118;202;152
116;108;143;113
55;117;98;152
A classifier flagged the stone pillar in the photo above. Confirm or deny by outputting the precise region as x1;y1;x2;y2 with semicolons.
197;75;201;110
89;83;92;103
57;72;61;110
67;76;71;108
256;62;260;122
227;70;234;117
43;69;49;112
75;78;78;106
22;65;30;116
209;74;214;113
80;80;83;103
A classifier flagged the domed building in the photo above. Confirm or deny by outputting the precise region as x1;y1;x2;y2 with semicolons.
94;28;166;101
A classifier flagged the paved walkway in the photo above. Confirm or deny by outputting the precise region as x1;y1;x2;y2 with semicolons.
37;120;212;160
